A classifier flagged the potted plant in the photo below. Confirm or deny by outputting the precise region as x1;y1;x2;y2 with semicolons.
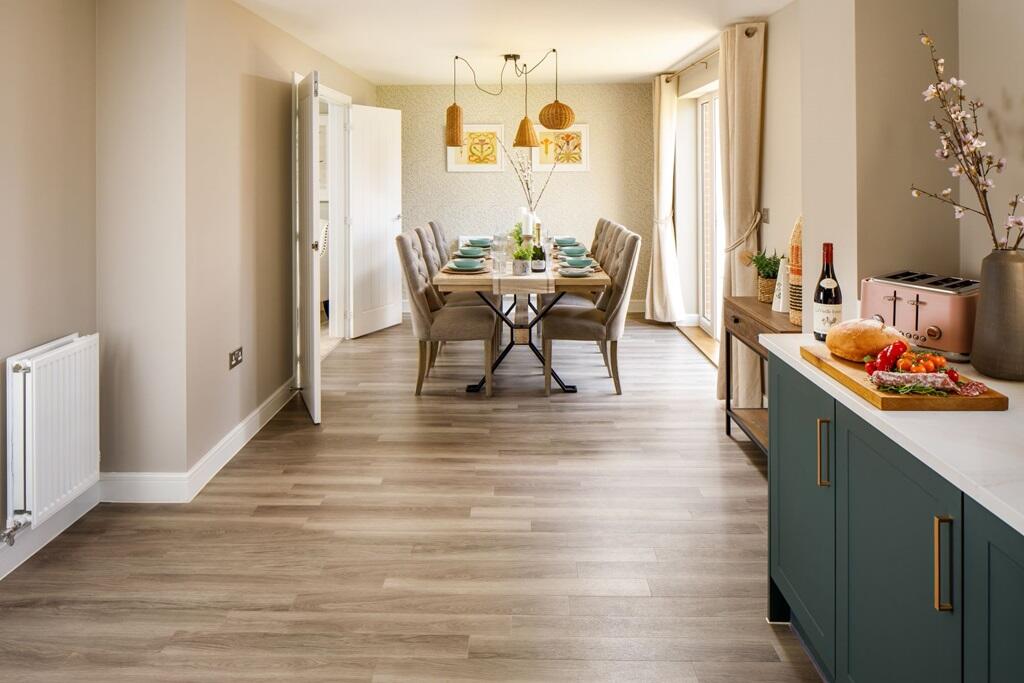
911;33;1024;380
750;250;782;303
512;244;533;275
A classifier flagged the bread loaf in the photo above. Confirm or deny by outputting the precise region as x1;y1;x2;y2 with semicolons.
824;318;904;361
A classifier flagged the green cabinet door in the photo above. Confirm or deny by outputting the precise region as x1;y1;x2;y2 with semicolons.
835;404;961;683
965;496;1024;682
769;357;836;678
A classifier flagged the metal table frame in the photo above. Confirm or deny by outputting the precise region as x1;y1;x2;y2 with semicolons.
465;292;578;393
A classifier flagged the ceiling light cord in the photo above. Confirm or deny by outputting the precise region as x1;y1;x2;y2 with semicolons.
455;56;508;97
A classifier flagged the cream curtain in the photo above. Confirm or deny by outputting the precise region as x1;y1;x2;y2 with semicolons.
716;23;767;407
645;75;685;323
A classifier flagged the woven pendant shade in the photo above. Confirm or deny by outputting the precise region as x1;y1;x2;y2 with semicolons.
513;116;539;147
539;99;575;130
445;102;464;147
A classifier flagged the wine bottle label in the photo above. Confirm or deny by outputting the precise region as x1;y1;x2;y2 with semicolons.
813;304;843;335
819;277;838;290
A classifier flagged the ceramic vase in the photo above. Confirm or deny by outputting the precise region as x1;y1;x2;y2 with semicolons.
512;260;530;276
972;249;1024;380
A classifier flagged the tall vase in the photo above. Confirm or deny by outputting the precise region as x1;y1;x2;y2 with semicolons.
972;249;1024;380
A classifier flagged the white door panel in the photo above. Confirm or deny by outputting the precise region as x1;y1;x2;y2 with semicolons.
297;72;321;424
349;104;402;339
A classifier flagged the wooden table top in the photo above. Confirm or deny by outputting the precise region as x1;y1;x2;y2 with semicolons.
434;261;611;295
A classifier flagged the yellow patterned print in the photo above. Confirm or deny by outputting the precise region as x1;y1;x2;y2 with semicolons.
465;132;497;165
538;131;583;165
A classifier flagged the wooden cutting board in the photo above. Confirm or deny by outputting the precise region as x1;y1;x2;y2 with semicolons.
800;344;1008;411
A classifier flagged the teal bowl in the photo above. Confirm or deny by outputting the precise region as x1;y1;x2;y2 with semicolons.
451;259;483;270
565;257;595;268
561;246;587;257
468;238;492;247
458;246;484;257
555;237;578;246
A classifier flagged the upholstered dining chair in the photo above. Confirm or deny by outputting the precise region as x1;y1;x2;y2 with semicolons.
428;221;452;262
396;231;497;397
542;224;641;395
540;219;624;312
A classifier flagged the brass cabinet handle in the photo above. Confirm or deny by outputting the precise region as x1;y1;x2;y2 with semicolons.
816;418;831;487
933;516;954;611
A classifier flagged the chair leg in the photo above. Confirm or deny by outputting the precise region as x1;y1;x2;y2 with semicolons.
543;338;552;396
427;341;439;374
416;341;428;395
609;340;622;395
484;337;493;398
600;341;611;376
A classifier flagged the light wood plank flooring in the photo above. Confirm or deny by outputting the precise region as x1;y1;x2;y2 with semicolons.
0;317;819;682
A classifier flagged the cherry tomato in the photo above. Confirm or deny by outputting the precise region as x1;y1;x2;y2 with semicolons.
911;363;928;373
897;358;913;372
865;361;878;376
933;356;947;368
923;360;936;372
946;368;960;383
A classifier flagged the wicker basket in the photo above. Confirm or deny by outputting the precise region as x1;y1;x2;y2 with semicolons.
757;276;777;304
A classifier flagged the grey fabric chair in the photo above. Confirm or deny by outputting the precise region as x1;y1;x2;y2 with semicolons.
542;224;641;395
414;225;482;308
396;231;497;396
540;219;622;310
428;221;452;262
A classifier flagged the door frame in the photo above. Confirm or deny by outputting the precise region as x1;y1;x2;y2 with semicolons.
319;84;352;340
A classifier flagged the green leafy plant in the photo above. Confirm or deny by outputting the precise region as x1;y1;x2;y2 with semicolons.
750;250;782;279
512;244;533;261
511;222;524;246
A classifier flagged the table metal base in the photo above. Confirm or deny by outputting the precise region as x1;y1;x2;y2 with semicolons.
465;292;578;393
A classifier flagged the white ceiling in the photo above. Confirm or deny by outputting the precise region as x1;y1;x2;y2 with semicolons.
236;0;793;85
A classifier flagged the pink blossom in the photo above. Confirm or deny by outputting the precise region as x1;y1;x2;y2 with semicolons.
941;188;952;198
949;77;966;88
954;206;965;219
996;158;1007;173
923;84;938;101
949;165;963;177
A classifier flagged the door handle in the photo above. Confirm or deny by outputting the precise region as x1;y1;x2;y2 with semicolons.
933;515;954;611
816;418;831;487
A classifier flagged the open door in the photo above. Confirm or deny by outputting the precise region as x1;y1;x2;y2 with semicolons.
349;105;403;338
297;72;321;423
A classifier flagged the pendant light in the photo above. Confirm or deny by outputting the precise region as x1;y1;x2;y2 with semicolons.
445;56;464;147
513;62;539;148
539;49;575;130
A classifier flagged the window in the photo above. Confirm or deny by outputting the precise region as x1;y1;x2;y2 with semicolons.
697;91;725;339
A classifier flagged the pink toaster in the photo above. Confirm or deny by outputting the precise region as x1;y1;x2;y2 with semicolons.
859;271;980;359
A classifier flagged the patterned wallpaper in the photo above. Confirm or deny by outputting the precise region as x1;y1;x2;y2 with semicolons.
377;83;654;302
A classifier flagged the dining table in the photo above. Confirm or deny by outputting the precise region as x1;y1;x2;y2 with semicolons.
433;243;611;393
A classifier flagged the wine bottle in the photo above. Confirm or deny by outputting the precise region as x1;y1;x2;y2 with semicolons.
812;242;842;341
531;244;546;272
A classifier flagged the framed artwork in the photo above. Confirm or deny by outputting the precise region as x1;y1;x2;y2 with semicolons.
446;124;505;172
533;124;590;172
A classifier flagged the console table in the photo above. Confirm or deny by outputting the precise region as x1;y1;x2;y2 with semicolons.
723;296;801;454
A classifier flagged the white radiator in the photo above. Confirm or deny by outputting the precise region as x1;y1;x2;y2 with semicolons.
5;334;99;537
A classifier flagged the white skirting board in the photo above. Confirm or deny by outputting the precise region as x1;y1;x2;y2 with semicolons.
0;480;100;580
101;377;296;504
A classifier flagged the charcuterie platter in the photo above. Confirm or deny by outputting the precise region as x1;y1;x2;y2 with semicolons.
800;343;1008;411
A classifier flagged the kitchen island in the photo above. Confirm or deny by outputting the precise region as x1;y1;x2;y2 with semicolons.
762;332;1024;683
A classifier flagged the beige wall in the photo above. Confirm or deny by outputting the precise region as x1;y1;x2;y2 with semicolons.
96;0;189;472
958;0;1024;277
183;0;376;468
377;83;654;303
0;0;98;507
760;1;801;259
855;0;959;281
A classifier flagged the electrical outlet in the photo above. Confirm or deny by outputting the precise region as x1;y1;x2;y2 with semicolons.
761;207;770;224
229;347;243;370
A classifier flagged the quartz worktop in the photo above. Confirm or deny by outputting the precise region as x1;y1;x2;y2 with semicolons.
762;333;1024;537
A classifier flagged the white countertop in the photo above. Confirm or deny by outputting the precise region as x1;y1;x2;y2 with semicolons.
762;333;1024;537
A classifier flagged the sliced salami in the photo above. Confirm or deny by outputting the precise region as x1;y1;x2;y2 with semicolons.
955;381;988;397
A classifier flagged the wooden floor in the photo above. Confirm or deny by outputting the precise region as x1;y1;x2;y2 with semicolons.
0;317;820;682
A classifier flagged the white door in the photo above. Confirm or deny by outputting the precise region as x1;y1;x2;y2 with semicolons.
349;104;403;338
297;72;321;424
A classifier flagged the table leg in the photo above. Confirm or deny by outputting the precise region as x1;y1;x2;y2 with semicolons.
725;329;733;436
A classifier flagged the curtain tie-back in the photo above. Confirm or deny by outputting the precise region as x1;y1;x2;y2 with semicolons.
725;210;761;253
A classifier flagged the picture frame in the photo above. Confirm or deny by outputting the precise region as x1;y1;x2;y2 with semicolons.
532;124;590;172
446;124;505;172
